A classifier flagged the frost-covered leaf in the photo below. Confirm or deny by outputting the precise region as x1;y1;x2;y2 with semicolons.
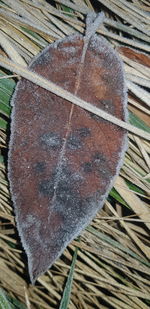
8;13;128;283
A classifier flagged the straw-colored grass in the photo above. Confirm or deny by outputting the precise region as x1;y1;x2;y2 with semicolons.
0;0;150;308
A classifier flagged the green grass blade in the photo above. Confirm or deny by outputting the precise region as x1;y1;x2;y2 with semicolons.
0;72;15;130
0;289;27;309
0;73;16;93
59;248;78;309
0;289;13;309
109;188;128;207
129;111;150;132
0;118;8;130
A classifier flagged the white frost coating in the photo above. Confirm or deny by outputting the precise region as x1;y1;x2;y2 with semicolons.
29;33;82;69
85;12;105;40
8;11;128;284
29;33;128;283
22;214;35;228
59;46;77;54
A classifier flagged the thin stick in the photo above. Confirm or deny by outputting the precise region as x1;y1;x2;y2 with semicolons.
0;56;150;141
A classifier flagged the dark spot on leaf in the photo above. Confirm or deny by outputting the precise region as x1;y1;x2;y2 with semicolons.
89;113;100;122
38;165;83;201
101;99;112;107
81;152;112;181
39;179;54;198
92;152;113;180
33;161;46;173
101;74;111;83
89;112;109;124
93;152;102;160
93;152;107;164
40;132;62;150
82;162;93;173
67;134;82;150
77;127;91;137
100;99;115;114
67;128;90;150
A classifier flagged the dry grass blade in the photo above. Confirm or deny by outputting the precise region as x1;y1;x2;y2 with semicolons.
0;0;150;308
0;55;150;141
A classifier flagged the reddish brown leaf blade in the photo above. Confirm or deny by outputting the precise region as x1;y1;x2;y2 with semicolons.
8;33;127;283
